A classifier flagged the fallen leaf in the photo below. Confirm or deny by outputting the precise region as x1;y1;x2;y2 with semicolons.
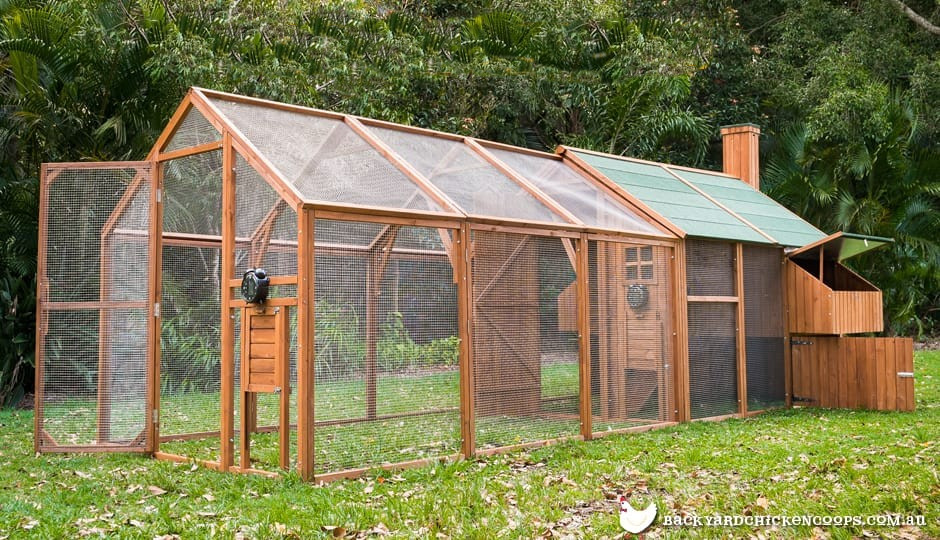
755;495;770;511
148;486;168;496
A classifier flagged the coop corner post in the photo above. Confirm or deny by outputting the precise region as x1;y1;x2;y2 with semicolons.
220;131;236;472
735;244;748;416
147;161;164;453
296;205;316;481
576;233;592;440
672;241;691;422
457;222;475;459
782;252;793;408
34;164;49;454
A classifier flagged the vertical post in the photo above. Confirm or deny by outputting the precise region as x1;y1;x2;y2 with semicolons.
818;246;824;281
576;234;592;439
782;256;793;408
296;206;316;481
735;243;748;415
34;165;49;453
456;224;475;458
277;306;291;469
147;163;164;452
672;242;690;422
220;132;236;471
239;307;250;469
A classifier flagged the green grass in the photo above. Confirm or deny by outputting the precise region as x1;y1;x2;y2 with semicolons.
2;352;937;538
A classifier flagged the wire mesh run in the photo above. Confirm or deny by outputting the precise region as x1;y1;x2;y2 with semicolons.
163;105;220;152
589;241;674;432
471;230;580;449
743;245;786;410
687;301;738;419
39;166;151;450
686;240;736;297
314;219;460;473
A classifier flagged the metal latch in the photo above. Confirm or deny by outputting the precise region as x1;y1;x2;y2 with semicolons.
897;372;914;378
154;302;161;317
791;339;814;346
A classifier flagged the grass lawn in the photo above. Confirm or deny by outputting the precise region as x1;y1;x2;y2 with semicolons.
1;351;937;539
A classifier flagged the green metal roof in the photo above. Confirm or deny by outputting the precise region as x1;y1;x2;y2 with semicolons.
666;167;826;247
573;151;771;244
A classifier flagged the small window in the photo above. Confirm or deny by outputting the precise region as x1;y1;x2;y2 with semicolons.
625;246;654;281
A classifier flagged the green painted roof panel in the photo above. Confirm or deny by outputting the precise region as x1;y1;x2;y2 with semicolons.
667;167;826;247
575;152;770;244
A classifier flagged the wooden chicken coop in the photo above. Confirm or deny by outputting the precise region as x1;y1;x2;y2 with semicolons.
34;90;914;482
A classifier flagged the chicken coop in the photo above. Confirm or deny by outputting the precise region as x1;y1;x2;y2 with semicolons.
35;89;914;482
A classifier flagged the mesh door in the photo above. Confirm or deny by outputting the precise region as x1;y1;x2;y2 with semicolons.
314;220;460;473
471;230;580;449
686;240;739;419
590;241;674;432
743;245;786;410
38;164;152;451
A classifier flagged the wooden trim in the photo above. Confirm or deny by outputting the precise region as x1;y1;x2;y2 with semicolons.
782;253;793;408
43;301;149;310
690;412;743;423
153;451;221;470
190;89;305;209
344;116;466;215
311;206;461;228
590;421;679;440
474;435;582;457
660;165;778;244
672;242;691;422
40;444;150;454
355;114;465;141
585;233;677;247
296;206;316;481
467;221;580;239
313;454;461;484
44;160;153;171
150;95;203;154
474;138;559;159
156;140;223;162
687;295;739;303
457;223;475;458
557;149;684;238
238;306;251;470
576;234;592;439
99;169;150;240
561;145;740;179
34;164;49;454
194;87;348;121
230;466;281;479
147;162;163;452
229;297;299;308
227;275;297;288
219;132;236;471
735;243;748;415
464;138;581;224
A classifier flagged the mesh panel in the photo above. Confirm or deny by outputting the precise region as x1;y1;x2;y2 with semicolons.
743;245;786;410
686;240;735;297
163;106;220;152
488;148;661;234
368;126;563;223
589;241;674;432
471;230;579;448
158;151;224;460
40;166;150;450
688;302;738;418
314;220;459;473
208;97;445;212
162;150;223;235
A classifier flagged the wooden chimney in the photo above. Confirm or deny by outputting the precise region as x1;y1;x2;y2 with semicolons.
721;123;760;189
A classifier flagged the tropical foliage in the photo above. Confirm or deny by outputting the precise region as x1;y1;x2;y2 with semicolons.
1;0;938;403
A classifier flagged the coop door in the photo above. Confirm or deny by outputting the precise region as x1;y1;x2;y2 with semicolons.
36;163;155;452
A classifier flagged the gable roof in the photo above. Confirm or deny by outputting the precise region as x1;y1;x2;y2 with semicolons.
565;148;827;247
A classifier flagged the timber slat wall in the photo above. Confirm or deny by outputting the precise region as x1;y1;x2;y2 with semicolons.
785;261;882;334
791;337;914;411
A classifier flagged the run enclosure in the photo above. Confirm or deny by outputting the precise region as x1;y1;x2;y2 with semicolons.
36;88;817;481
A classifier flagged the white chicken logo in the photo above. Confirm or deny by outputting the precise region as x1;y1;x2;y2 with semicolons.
618;494;657;534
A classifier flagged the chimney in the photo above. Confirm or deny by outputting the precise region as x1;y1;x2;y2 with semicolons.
720;123;760;190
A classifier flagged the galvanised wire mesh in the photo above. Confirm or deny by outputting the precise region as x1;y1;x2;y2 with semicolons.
743;245;786;410
314;220;460;473
487;148;661;235
367;126;564;223
158;150;223;459
471;230;579;449
686;240;739;419
163;106;220;152
207;97;446;213
589;241;674;432
40;166;150;449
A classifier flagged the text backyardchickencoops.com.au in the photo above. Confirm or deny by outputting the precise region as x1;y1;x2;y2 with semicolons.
662;514;927;528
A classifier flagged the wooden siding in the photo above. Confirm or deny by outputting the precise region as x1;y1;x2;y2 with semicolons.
791;337;914;411
785;260;882;334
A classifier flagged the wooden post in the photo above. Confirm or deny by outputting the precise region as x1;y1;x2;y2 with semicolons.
296;207;316;481
456;224;475;458
782;254;793;408
96;229;113;444
277;306;291;469
672;242;691;422
220;132;236;471
34;165;49;454
576;234;592;439
147;163;163;452
735;243;748;415
239;307;251;469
